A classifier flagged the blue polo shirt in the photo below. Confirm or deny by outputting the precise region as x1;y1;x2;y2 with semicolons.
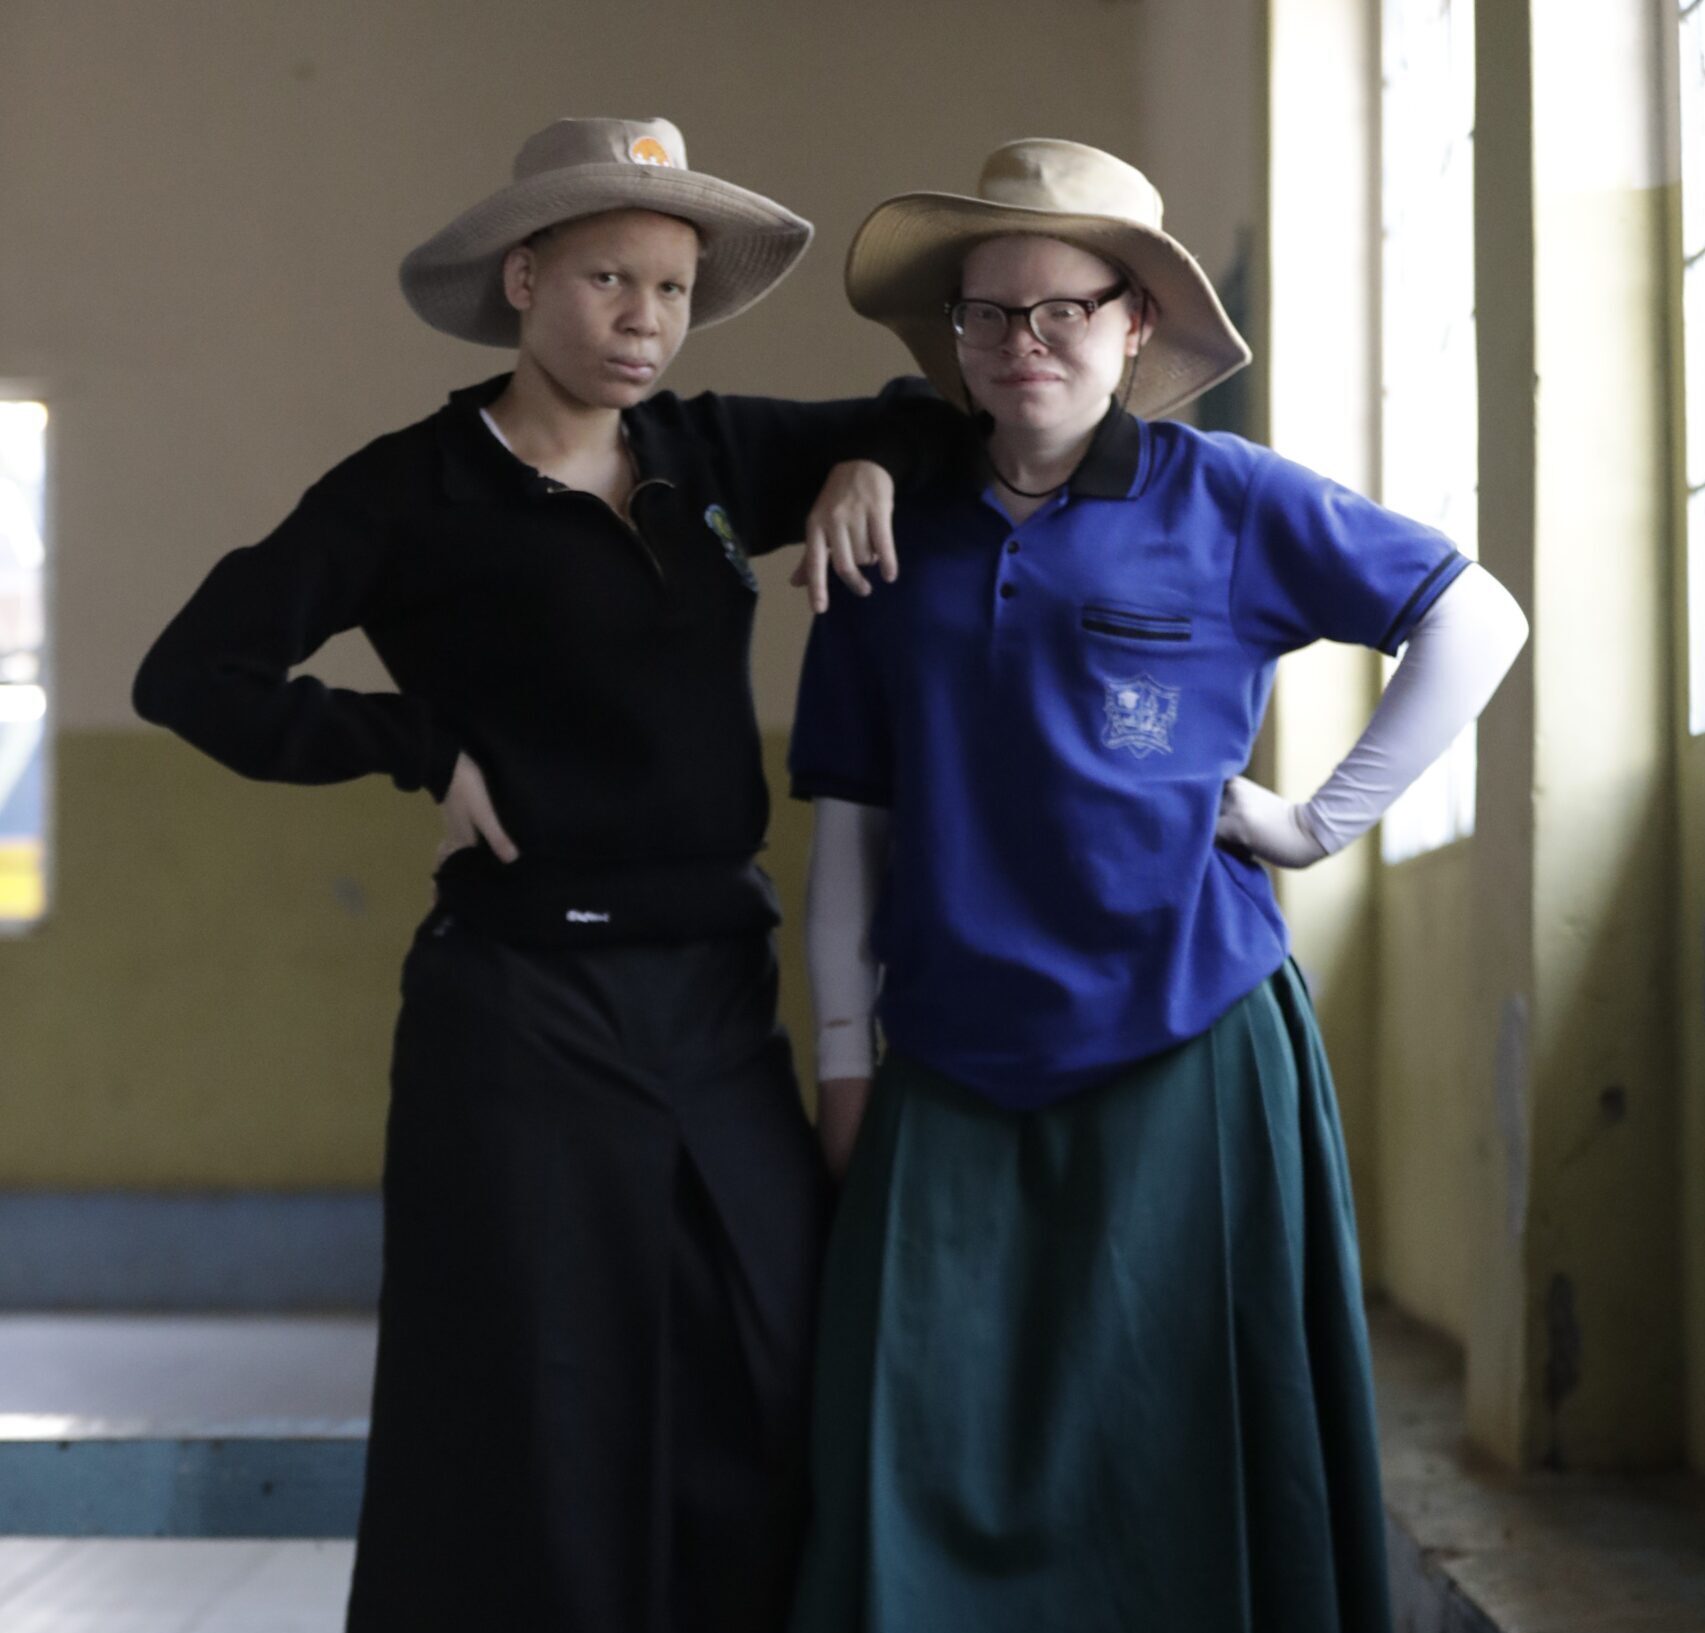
787;401;1468;1109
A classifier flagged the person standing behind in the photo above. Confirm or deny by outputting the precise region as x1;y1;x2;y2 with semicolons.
135;116;950;1633
788;139;1528;1632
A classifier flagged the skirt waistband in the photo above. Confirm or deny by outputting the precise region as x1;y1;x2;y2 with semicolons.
432;848;781;947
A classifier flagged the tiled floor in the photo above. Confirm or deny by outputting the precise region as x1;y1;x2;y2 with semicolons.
0;1539;355;1631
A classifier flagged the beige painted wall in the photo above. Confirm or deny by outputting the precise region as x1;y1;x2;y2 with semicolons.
4;0;1239;1187
0;0;1157;741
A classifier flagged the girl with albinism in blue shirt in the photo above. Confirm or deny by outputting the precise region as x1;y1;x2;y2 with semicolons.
787;139;1528;1632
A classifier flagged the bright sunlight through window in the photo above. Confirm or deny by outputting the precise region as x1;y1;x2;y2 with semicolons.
1380;0;1479;861
0;400;49;928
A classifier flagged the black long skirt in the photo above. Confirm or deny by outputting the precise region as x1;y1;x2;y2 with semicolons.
346;909;832;1633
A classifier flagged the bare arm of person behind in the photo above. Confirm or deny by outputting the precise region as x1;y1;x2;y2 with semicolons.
805;796;889;1182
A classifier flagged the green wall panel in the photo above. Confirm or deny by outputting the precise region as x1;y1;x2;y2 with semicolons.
0;729;820;1188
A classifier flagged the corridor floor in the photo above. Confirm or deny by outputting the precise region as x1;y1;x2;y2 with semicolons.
6;1309;1705;1629
0;1538;355;1630
0;1316;371;1627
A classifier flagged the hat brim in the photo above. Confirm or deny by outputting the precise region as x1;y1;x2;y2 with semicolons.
845;193;1251;420
400;165;813;347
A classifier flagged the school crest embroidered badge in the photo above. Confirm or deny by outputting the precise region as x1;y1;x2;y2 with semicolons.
1102;674;1180;758
704;504;758;592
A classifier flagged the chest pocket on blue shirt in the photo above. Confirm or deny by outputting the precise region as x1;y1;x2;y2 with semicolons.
1079;603;1193;763
1080;603;1193;643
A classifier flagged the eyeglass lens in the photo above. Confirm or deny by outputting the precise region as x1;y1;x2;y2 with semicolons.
954;300;1098;349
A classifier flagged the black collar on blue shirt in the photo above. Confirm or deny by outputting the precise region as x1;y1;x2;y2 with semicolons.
1064;396;1145;498
966;394;1145;501
434;373;692;503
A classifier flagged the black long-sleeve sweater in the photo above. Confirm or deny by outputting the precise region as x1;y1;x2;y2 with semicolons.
133;373;950;944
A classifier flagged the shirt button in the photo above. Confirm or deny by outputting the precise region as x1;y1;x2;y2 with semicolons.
999;583;1017;599
1006;540;1021;554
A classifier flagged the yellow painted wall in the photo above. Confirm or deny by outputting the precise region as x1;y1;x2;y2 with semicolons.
1450;0;1685;1472
1682;667;1705;1475
0;731;430;1186
1671;112;1705;1477
1518;174;1683;1468
1374;847;1476;1340
0;728;814;1188
1656;0;1705;1477
1268;0;1693;1478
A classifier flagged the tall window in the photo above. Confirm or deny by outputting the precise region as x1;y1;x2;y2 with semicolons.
1683;0;1705;735
1380;0;1479;861
0;400;49;928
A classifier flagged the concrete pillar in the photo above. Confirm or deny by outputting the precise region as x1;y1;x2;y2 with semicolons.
1666;0;1705;1478
1465;0;1683;1471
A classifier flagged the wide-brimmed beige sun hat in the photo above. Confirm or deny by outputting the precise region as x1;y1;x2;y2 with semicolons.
400;116;812;346
845;138;1251;419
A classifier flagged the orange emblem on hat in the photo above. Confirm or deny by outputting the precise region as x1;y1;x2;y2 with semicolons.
629;136;673;167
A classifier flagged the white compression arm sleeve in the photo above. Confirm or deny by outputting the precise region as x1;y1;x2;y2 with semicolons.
805;797;890;1081
1299;562;1529;854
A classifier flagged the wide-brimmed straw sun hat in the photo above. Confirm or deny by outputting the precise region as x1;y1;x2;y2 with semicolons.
400;116;812;346
845;138;1251;419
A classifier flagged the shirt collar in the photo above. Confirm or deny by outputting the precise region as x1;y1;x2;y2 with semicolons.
1066;396;1145;498
436;374;527;502
963;394;1147;503
435;373;689;502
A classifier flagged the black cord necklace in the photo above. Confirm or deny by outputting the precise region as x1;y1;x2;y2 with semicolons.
986;456;1068;500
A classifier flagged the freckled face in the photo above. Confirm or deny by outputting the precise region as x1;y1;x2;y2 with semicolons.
503;208;700;409
955;236;1142;436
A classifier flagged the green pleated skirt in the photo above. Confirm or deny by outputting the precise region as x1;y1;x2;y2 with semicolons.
789;960;1391;1633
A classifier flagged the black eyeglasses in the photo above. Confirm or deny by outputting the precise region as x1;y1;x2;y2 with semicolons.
946;281;1129;350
